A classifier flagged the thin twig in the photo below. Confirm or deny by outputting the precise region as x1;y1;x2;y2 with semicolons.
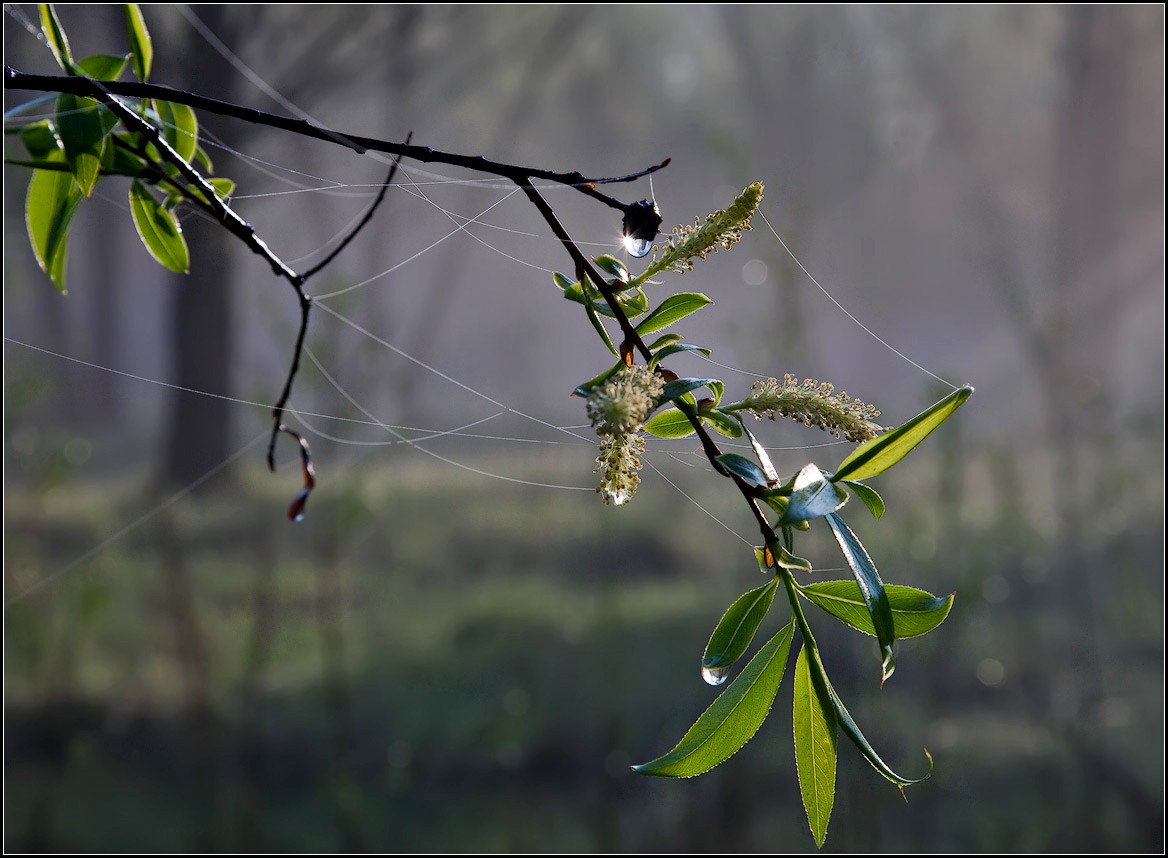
300;132;412;282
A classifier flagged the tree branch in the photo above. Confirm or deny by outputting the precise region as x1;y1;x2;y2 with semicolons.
5;67;670;211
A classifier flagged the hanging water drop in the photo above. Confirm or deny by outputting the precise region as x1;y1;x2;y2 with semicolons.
623;235;654;259
622;199;663;259
701;663;730;686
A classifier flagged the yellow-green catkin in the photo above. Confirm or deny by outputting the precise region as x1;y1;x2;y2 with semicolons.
742;374;884;443
586;365;665;505
651;182;764;276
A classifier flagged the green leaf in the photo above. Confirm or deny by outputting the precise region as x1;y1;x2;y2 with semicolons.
649;342;712;368
825;513;896;684
643;407;696;439
660;377;717;403
193;144;214;173
702;579;778;677
776;544;813;573
701;409;743;438
125;5;153;82
57;94;113;197
634;292;713;335
584;295;618;355
826;670;932;787
19;120;62;160
129;179;189;273
738;418;780;484
75;53;129;81
40;5;75;72
204;177;235;203
632;623;794;778
25;155;83;292
571;359;624;398
592;253;629;284
798;581;954;639
781;464;849;524
646;333;682;351
842;480;884;519
152;99;199;164
794;643;837;848
753;545;770;573
715;453;770;488
831;386;974;484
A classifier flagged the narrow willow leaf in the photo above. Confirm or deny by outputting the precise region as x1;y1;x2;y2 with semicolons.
660;377;717;403
781;464;849;524
26;158;83;292
702;409;743;438
205;177;235;203
129;180;189;273
716;453;770;488
702;579;778;674
776;545;813;573
193;144;214;173
593;253;629;283
825;512;896;684
552;270;575;291
798;581;954;639
826;671;933;787
572;359;624;397
125;5;153;81
634;292;713;335
643;407;696;439
832;386;974;484
75;53;129;81
649;342;711;368
646;333;682;350
753;545;771;574
152;99;199;164
794;643;838;848
57;94;110;196
842;480;885;520
40;5;74;72
738;418;780;484
584;297;618;356
633;623;794;778
19;120;62;160
706;380;725;406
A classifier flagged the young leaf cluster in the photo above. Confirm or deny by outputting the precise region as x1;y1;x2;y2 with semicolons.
8;5;234;292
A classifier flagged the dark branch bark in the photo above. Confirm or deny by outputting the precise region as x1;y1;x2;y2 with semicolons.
5;67;670;211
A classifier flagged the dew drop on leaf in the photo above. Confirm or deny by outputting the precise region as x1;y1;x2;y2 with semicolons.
701;664;730;686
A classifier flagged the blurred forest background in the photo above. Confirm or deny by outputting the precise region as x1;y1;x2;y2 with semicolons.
4;5;1163;852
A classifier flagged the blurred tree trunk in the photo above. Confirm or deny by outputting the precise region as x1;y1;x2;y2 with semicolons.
162;6;242;489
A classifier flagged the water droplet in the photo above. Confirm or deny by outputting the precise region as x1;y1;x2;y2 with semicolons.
624;235;653;258
701;664;730;685
622;199;662;259
293;512;305;523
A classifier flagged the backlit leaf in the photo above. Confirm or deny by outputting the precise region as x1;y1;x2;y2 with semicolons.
129;179;189;273
632;623;794;777
794;643;837;848
798;580;954;639
832;386;973;483
702;579;778;673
